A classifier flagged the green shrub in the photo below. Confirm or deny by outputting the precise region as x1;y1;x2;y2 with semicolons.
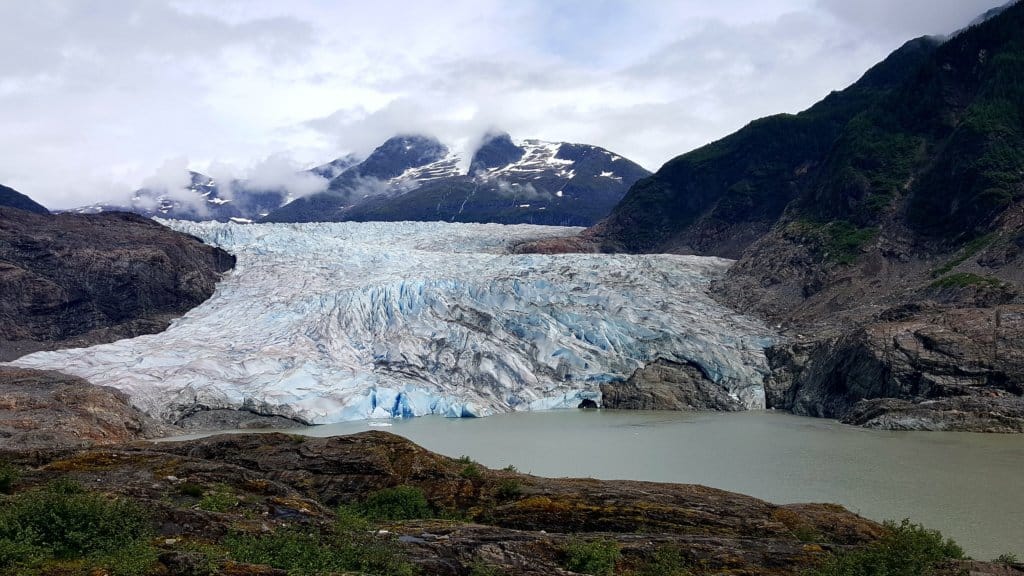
502;464;518;473
0;482;155;574
563;538;620;576
495;479;522;501
361;485;432;521
198;484;237;512
178;482;205;498
0;461;19;495
808;519;964;576
635;545;692;576
460;464;483;481
997;553;1019;564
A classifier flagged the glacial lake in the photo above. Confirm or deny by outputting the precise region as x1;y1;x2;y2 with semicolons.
170;410;1024;559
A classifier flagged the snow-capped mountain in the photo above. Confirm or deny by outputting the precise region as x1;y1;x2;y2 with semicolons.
7;220;774;424
263;132;650;226
70;171;295;223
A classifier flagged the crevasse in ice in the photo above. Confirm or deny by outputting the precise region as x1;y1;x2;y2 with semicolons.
8;221;776;424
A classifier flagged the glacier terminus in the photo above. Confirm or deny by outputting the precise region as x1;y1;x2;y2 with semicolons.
8;221;777;424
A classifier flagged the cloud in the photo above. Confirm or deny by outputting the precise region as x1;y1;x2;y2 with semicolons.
243;154;328;198
137;157;209;216
492;179;543;200
0;0;1009;209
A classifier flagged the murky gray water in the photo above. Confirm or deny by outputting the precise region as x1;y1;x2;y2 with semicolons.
170;410;1024;559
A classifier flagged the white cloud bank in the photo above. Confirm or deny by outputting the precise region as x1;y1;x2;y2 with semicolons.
0;0;1008;209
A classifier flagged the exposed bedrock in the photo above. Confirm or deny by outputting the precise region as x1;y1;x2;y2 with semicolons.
600;358;746;411
766;306;1024;431
0;208;235;361
0;367;173;451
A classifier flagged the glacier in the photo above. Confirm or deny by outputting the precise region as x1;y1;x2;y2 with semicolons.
7;221;776;424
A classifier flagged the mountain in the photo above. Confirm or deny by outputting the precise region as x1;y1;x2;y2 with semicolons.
577;35;943;257
0;184;49;214
0;204;235;361
71;171;295;223
559;3;1024;431
263;133;650;226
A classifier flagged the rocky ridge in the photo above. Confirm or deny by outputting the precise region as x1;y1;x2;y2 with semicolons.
264;132;650;226
0;205;235;361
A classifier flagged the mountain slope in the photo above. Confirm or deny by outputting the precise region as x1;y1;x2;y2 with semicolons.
263;133;650;226
549;3;1024;431
0;184;49;214
723;2;1024;319
0;206;235;361
581;35;943;257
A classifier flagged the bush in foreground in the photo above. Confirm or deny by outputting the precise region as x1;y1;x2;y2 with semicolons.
563;538;620;576
0;479;157;575
808;519;964;576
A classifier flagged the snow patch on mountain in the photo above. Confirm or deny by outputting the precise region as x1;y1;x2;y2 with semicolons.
8;221;776;424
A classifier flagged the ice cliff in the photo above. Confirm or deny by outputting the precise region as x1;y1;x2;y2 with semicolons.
8;221;775;424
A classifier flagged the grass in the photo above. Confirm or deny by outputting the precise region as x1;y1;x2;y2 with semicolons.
930;233;995;277
197;484;238;512
563;538;620;576
225;502;417;576
806;519;963;576
786;220;879;265
929;273;1007;291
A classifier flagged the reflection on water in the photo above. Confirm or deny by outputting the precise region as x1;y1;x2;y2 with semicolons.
169;410;1024;559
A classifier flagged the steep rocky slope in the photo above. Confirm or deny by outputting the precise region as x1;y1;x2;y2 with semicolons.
717;4;1024;429
0;184;49;214
0;206;235;360
532;4;1024;430
0;367;172;450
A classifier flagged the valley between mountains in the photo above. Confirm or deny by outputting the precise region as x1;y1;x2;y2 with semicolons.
2;3;1024;575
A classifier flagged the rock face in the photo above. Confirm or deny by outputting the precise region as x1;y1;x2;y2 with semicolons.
766;307;1024;431
0;208;235;360
600;359;746;411
0;367;172;450
0;431;888;575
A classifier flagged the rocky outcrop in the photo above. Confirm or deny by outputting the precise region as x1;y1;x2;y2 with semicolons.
765;307;1024;431
0;208;235;360
1;431;888;575
842;396;1024;432
0;367;172;450
175;409;307;431
600;359;745;411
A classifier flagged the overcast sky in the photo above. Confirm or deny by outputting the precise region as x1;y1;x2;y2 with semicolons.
0;0;1007;209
